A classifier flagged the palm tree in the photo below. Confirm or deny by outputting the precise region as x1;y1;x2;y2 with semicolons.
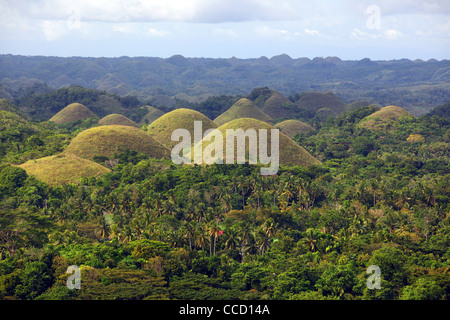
300;228;317;252
182;220;197;251
255;228;271;256
195;224;209;252
224;225;239;251
207;222;222;256
95;215;110;241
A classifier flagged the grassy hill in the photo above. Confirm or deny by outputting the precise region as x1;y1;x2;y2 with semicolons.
294;92;346;114
140;105;165;124
148;108;217;148
64;125;170;160
358;105;413;131
194;118;320;167
275;120;315;138
214;98;272;126
18;153;110;185
98;114;138;127
261;91;296;119
49;103;98;124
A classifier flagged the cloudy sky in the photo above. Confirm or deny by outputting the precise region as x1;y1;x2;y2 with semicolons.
0;0;449;60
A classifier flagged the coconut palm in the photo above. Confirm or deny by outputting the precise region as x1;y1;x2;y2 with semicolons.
300;228;317;252
207;222;222;256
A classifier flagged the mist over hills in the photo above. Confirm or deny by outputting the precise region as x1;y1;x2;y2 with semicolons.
1;54;449;116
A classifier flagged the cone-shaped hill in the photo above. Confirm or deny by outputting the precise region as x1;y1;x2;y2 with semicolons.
358;105;413;131
49;103;98;124
140;105;165;124
294;92;346;114
64;125;170;161
214;98;273;126
18;153;110;186
275;120;315;138
193;118;320;167
148;108;217;148
98;114;138;127
261;91;296;119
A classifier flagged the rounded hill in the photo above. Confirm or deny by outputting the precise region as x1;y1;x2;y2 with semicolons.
64;125;170;160
194;118;320;167
148;108;217;148
98;114;138;127
358;105;413;131
140;105;165;124
261;91;296;119
18;153;110;186
294;92;346;114
275;120;315;138
49;103;98;124
214;98;273;126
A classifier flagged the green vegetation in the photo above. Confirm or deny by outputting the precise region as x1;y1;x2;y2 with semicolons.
98;114;138;127
49;103;98;124
0;85;448;302
64;125;170;161
214;98;273;126
2;55;449;114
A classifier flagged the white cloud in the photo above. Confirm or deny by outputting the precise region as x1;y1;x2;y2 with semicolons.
304;28;321;36
383;29;402;40
351;28;402;40
41;20;68;41
146;28;170;37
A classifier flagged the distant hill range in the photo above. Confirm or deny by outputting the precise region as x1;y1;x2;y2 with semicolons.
1;54;449;116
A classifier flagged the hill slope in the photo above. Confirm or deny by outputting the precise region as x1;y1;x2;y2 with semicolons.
261;91;296;119
358;105;413;131
275;120;315;138
193;118;320;167
140;105;165;124
98;114;138;127
148;108;217;148
214;98;272;126
49;102;98;124
294;92;346;114
65;125;170;160
18;153;110;185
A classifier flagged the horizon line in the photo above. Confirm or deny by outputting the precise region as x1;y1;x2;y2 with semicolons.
0;53;447;63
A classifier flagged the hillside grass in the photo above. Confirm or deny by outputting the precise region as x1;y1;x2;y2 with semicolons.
294;92;346;114
139;105;165;125
359;105;413;131
49;103;98;124
18;153;110;185
214;98;273;126
148;108;217;148
64;125;170;160
98;114;138;127
274;119;315;138
261;91;296;119
191;118;320;167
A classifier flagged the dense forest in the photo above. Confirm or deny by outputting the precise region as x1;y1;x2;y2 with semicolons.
0;89;449;300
